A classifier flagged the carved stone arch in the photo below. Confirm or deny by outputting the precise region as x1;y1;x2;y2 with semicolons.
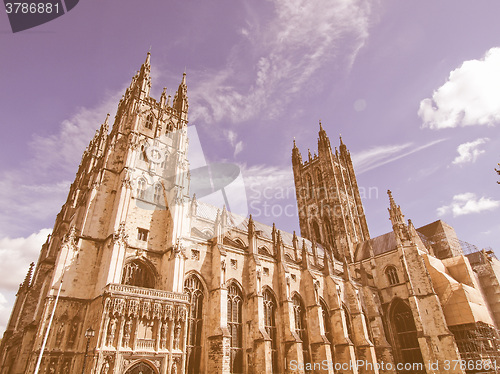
233;237;246;248
387;297;424;372
121;257;158;289
262;285;279;303
184;273;205;374
226;278;245;298
284;253;295;263
184;270;208;297
258;246;272;256
123;359;159;374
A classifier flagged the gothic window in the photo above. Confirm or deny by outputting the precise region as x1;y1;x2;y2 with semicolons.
154;183;162;204
306;174;314;199
125;361;155;374
184;275;204;374
316;168;325;197
139;145;146;161
320;299;334;360
137;228;149;241
324;217;335;248
145;114;154;130
227;283;243;374
292;295;310;366
386;266;399;285
263;290;278;373
343;305;354;344
136;178;146;199
312;221;321;244
391;299;424;372
121;260;155;288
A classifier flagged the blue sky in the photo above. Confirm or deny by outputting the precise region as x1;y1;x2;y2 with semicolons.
0;0;499;331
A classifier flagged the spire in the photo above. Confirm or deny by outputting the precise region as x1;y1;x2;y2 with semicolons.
173;72;188;119
160;87;167;107
339;134;347;155
292;138;302;166
302;240;310;270
22;262;35;289
130;51;152;99
387;190;411;245
318;120;331;152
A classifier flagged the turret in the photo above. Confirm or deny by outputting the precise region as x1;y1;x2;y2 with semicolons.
387;190;411;246
173;72;188;120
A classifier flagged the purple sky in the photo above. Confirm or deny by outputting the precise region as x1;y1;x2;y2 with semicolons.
1;0;499;331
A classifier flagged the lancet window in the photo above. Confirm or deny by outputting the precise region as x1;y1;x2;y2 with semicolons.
184;275;204;374
263;289;278;373
227;283;243;374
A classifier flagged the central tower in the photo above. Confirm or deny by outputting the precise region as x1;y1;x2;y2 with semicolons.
292;122;370;261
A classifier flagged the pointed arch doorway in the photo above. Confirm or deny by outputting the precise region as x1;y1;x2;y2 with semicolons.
390;299;424;373
124;361;156;374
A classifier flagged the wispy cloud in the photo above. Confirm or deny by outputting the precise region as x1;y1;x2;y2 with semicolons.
241;164;294;197
224;129;244;157
419;47;500;129
437;193;500;217
352;138;447;174
452;138;489;165
0;229;51;291
190;0;374;124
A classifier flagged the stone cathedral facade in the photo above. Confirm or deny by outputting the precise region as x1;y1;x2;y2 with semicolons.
1;53;500;374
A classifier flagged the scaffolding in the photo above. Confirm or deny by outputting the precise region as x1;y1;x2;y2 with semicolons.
449;322;500;374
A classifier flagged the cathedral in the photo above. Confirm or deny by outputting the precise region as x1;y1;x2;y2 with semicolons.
1;53;500;374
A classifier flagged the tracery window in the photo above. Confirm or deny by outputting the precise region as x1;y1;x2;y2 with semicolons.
292;295;310;366
137;178;146;199
263;290;278;373
343;305;354;344
320;299;334;360
154;183;162;204
392;299;424;372
145;114;154;130
306;174;314;199
227;283;243;374
312;221;321;244
386;266;399;285
185;276;204;374
121;260;155;288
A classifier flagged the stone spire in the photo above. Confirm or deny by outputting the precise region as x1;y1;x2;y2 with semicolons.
292;138;302;166
387;190;411;245
173;72;188;120
318;120;331;151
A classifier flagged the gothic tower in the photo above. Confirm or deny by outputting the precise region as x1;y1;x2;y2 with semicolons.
292;122;370;262
0;53;192;374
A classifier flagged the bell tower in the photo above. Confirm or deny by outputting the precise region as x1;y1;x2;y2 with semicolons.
292;121;370;261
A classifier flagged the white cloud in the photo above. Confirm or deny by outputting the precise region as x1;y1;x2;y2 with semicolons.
452;138;489;165
437;193;500;217
191;0;374;124
352;138;446;174
419;47;500;129
0;229;51;291
241;164;294;200
0;291;10;334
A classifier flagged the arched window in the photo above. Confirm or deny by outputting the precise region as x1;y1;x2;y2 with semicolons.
316;168;325;197
122;260;155;288
185;276;204;374
306;174;314;199
292;295;310;366
312;221;321;244
228;283;243;374
386;266;399;285
145;114;154;130
391;299;424;372
125;361;155;374
153;183;162;204
263;290;278;373
137;179;146;200
324;217;334;247
320;299;334;360
343;305;354;344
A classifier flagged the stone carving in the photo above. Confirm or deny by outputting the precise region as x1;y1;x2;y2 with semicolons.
173;322;181;349
122;318;132;347
160;321;168;349
107;318;117;346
